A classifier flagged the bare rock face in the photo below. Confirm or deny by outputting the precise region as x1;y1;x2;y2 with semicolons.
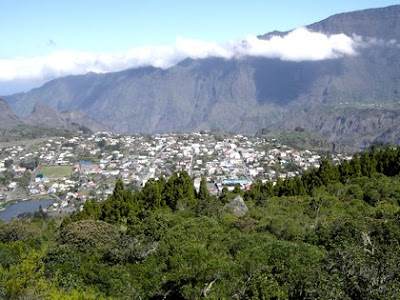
224;195;248;217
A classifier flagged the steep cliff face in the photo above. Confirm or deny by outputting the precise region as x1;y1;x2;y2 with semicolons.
4;5;400;148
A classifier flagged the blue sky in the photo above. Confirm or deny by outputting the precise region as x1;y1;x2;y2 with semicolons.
2;0;398;58
0;0;399;94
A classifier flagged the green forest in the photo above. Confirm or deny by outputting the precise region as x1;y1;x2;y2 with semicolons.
0;146;399;299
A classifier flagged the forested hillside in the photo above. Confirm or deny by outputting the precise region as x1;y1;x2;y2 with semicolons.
0;147;399;299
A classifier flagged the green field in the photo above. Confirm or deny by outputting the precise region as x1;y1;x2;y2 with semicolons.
39;165;72;179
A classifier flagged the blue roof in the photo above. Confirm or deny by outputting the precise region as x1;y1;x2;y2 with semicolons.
222;179;250;185
77;160;93;165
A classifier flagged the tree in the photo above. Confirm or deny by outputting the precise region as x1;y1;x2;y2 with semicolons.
163;170;196;210
4;159;13;169
350;154;362;178
0;250;48;299
233;184;244;197
73;198;102;221
360;152;375;177
318;158;339;185
339;160;352;183
97;139;106;150
274;177;284;197
99;179;126;223
142;178;164;210
302;169;323;194
197;177;211;201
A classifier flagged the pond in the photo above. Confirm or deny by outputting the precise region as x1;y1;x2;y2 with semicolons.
0;199;54;222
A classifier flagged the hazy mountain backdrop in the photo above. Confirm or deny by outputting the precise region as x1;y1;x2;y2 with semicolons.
3;5;400;148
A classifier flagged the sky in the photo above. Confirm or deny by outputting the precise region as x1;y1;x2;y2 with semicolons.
1;0;399;94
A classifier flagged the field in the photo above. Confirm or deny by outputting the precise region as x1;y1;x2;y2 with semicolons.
39;165;72;179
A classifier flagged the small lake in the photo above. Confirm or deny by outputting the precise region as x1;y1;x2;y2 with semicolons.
0;199;54;222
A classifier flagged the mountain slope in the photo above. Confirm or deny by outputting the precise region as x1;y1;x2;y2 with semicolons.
0;98;22;129
307;5;400;39
25;101;67;127
4;5;400;148
25;101;109;132
258;5;400;40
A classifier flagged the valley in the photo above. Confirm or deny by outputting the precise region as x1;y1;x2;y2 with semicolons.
0;130;343;216
1;4;400;299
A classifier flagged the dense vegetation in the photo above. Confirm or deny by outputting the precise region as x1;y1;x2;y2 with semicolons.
256;128;333;152
1;146;400;299
0;124;89;143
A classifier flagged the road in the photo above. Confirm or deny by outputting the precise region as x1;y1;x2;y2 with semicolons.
135;142;172;188
238;150;253;181
188;147;196;177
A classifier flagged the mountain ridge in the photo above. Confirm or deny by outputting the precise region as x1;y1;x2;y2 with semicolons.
0;98;109;134
0;98;22;129
258;5;400;40
3;5;400;149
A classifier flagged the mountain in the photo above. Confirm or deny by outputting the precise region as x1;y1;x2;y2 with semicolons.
26;101;67;128
0;98;108;140
4;5;400;148
0;98;22;129
26;101;109;132
307;5;400;39
259;5;400;40
59;110;110;133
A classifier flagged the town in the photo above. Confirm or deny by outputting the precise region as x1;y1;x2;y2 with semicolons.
0;131;350;215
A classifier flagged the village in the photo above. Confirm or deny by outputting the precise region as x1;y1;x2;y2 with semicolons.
0;131;351;215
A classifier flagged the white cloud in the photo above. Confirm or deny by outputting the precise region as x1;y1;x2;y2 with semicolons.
240;28;357;61
0;28;360;83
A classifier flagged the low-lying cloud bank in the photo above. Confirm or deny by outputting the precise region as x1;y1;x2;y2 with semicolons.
0;28;360;83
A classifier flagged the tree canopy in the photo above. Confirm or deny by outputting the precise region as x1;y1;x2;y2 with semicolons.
0;147;399;299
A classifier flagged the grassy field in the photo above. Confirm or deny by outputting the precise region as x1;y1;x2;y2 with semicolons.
39;165;72;179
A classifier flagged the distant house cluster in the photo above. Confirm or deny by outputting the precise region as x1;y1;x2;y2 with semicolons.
0;131;351;212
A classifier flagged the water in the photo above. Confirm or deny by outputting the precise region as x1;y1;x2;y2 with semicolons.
0;199;54;222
